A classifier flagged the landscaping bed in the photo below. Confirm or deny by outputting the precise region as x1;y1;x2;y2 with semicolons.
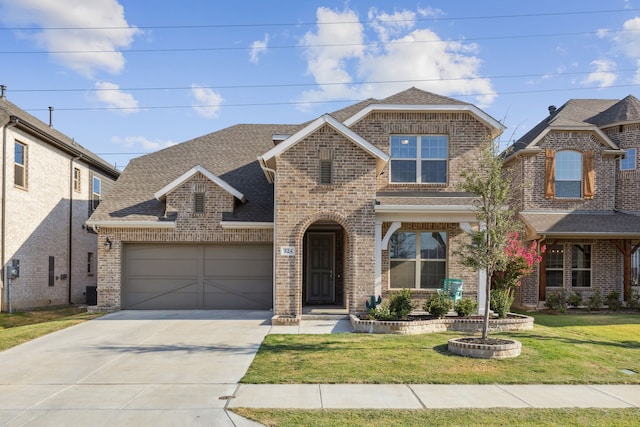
350;312;533;334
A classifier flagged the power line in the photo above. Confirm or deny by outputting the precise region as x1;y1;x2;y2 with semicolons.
0;8;637;31
1;28;638;55
19;82;640;113
7;68;640;94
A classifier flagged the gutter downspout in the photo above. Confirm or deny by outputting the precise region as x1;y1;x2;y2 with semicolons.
68;156;82;304
2;117;18;312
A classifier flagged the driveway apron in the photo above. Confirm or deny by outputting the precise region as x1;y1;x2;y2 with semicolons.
0;310;271;426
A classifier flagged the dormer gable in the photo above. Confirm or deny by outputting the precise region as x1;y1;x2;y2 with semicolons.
258;114;390;183
154;164;246;203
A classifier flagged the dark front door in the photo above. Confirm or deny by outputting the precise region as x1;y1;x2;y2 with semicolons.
306;232;335;303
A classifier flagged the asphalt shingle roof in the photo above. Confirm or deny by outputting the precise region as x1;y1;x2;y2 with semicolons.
90;87;488;225
520;211;640;238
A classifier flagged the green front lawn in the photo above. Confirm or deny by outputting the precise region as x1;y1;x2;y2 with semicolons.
0;307;102;351
241;313;640;384
233;408;640;427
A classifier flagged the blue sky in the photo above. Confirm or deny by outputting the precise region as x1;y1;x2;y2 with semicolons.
1;0;640;170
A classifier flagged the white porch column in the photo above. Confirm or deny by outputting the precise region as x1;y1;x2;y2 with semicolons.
374;219;383;297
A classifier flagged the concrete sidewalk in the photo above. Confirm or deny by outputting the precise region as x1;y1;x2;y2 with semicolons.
228;384;640;409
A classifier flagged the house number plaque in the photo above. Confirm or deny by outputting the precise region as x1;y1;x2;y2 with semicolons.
280;246;296;256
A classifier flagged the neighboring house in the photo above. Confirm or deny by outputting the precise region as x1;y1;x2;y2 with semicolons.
0;90;120;311
87;87;505;316
504;96;640;309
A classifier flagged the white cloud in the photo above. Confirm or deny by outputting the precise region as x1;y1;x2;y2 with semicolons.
250;33;269;63
582;59;617;88
191;85;224;119
112;135;176;151
614;17;640;83
94;81;139;113
298;6;495;108
0;0;139;78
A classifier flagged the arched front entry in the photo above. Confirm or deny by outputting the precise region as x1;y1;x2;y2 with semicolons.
302;220;348;310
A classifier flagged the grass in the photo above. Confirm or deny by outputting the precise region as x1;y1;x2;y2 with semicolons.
233;408;640;427
241;312;640;384
0;306;102;351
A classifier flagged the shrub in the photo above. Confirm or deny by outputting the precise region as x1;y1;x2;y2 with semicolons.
388;289;415;319
423;292;452;318
545;289;568;313
627;290;640;312
605;291;622;311
567;290;582;308
455;298;477;317
490;288;514;318
587;288;603;311
367;303;394;321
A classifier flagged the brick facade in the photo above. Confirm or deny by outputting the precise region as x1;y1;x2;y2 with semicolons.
2;124;117;310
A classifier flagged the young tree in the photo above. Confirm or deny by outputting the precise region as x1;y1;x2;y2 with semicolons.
456;140;519;341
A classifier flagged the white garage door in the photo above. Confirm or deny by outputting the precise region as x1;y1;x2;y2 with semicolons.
122;244;273;310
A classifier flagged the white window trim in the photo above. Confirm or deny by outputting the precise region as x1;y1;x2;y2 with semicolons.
390;135;448;184
14;141;27;189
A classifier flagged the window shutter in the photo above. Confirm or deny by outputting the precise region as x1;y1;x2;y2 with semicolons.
545;149;555;199
583;150;595;199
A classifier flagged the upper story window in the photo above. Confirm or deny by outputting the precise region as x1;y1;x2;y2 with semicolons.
621;148;637;171
90;176;101;214
555;150;582;198
390;135;448;183
545;149;595;200
14;141;27;188
73;167;81;192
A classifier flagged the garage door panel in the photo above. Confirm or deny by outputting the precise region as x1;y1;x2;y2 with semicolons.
123;244;272;310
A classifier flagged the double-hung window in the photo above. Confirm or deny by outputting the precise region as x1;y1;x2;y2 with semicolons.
390;135;447;183
545;244;564;287
90;176;101;214
14;141;27;188
555;150;582;198
571;244;591;287
390;231;447;289
621;148;637;171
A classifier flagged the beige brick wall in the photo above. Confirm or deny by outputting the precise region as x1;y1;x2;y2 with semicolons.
2;126;112;310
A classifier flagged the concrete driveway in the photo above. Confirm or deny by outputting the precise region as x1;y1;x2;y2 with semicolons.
0;310;272;426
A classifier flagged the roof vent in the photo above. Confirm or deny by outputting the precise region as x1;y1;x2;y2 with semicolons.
548;105;557;115
1;85;6;100
272;134;290;145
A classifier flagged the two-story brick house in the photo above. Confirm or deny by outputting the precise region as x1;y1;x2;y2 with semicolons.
87;88;504;317
504;96;640;308
0;90;120;311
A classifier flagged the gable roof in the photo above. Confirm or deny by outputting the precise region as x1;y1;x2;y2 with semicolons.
506;97;635;159
258;114;390;182
88;123;300;226
153;164;245;202
0;97;120;179
343;87;505;138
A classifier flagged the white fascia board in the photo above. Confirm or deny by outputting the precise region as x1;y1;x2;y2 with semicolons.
220;221;274;229
344;104;506;137
154;164;245;202
375;204;477;213
85;220;176;229
259;114;390;175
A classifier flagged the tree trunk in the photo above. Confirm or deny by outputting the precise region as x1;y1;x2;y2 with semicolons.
482;270;491;341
